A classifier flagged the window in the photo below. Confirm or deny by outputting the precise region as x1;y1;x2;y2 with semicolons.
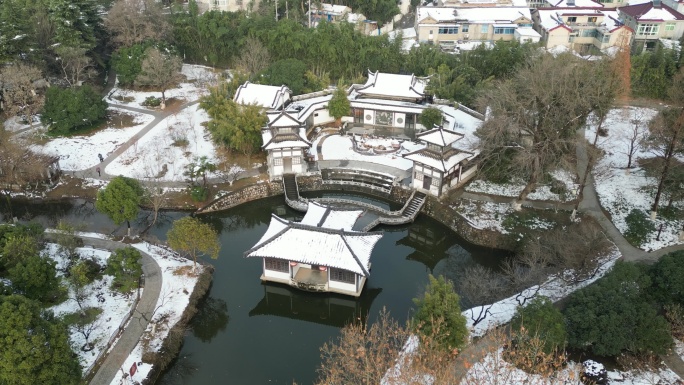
582;29;597;37
274;158;282;166
265;258;289;272
494;27;515;34
438;27;459;34
666;23;675;31
567;17;577;22
637;23;659;36
481;25;489;33
330;268;355;284
461;24;469;33
588;17;597;23
429;30;433;34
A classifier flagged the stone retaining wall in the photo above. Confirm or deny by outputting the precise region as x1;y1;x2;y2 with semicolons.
196;174;516;251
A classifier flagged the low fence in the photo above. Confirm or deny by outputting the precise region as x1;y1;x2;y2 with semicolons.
83;271;145;381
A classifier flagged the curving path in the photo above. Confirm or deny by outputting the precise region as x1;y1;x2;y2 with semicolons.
79;236;162;385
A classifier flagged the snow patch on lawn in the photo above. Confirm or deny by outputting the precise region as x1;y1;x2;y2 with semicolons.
105;104;220;182
46;244;137;373
107;64;216;110
109;242;202;385
33;107;154;171
589;107;683;251
466;169;578;202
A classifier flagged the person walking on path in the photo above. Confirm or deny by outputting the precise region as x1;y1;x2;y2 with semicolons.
96;167;101;177
98;153;104;162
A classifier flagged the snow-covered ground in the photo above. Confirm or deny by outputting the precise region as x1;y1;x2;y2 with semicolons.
110;242;201;385
33;107;155;171
46;244;137;373
105;104;221;182
41;235;201;383
463;246;620;337
588;107;683;251
466;169;579;202
107;64;217;110
313;133;424;170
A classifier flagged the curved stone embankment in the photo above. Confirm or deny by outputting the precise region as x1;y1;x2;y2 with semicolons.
196;174;517;251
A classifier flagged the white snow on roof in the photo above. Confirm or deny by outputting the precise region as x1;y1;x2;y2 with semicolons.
261;128;310;150
356;71;427;99
300;202;362;230
435;104;483;144
404;151;473;172
347;12;366;22
245;215;382;275
640;7;680;20
267;111;302;127
548;0;602;7
285;94;333;121
536;9;624;32
312;3;351;15
515;27;542;37
234;82;290;109
388;27;417;39
416;6;531;24
418;127;464;146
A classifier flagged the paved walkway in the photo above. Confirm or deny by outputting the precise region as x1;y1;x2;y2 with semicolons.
80;236;162;385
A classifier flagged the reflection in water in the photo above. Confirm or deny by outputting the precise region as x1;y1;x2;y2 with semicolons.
191;296;229;343
154;353;199;385
249;283;382;328
397;223;458;273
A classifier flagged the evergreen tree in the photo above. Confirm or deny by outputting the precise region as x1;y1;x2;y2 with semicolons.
105;247;143;292
419;107;443;129
412;275;469;353
41;86;108;134
0;295;81;385
8;254;62;303
167;217;220;269
510;296;566;353
327;86;350;124
95;176;144;236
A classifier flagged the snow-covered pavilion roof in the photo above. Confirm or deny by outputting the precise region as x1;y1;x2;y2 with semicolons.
300;202;363;231
261;127;310;150
417;126;464;147
354;71;428;100
267;110;303;127
403;150;474;173
234;82;291;109
244;215;383;276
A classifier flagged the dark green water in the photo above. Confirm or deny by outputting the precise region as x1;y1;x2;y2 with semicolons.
0;195;508;385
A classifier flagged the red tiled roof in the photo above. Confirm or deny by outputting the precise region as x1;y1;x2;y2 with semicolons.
618;2;684;21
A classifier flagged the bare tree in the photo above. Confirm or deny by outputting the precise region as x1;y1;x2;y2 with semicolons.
0;63;45;128
458;265;504;327
0;130;49;189
135;47;183;109
477;54;611;210
620;109;648;169
104;0;169;47
55;46;96;87
641;71;684;217
234;36;271;77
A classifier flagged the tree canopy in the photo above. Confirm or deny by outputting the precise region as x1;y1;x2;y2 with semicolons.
328;86;350;122
95;176;144;235
0;295;81;385
412;275;469;353
105;247;143;292
419;107;443;130
510;296;566;354
563;261;672;356
167;217;220;269
41;86;108;134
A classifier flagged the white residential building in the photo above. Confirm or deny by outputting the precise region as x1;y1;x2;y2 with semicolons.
415;7;538;47
262;111;311;179
618;0;684;49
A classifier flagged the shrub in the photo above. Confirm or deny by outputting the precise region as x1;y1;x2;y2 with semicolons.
624;209;655;247
142;96;162;107
649;250;684;304
105;247;142;293
69;259;102;287
8;254;62;303
41;85;108;135
510;296;566;354
419;107;443;129
190;186;208;202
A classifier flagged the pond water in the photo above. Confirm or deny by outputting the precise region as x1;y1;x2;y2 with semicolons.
0;195;509;385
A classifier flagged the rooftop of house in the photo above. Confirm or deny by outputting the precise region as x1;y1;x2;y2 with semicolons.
439;0;528;7
403;147;475;172
244;214;383;276
545;0;603;7
416;6;532;24
417;125;464;146
535;8;625;32
234;82;291;109
353;70;428;100
300;202;363;231
310;3;352;15
618;1;684;21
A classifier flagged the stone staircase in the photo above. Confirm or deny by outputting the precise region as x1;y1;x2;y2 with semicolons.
282;174;308;212
402;191;426;220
